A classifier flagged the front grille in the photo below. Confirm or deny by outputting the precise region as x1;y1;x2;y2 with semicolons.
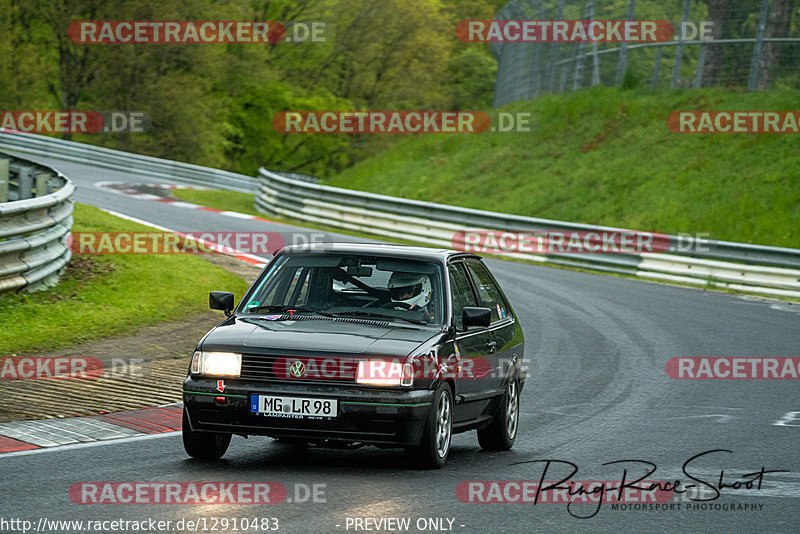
241;353;359;385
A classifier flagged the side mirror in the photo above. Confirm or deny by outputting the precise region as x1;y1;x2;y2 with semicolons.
463;306;491;328
209;291;234;316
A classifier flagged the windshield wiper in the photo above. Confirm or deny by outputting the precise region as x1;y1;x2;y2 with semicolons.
247;306;428;325
247;305;336;317
331;310;428;325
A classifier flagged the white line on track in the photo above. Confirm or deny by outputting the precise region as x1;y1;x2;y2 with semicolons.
0;431;181;460
98;208;268;266
93;180;278;225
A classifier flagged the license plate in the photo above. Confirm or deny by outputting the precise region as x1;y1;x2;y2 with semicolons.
250;394;338;418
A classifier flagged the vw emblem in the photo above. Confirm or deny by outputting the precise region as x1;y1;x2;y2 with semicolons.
289;360;306;378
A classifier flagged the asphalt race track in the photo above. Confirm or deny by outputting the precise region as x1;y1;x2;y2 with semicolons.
2;154;799;533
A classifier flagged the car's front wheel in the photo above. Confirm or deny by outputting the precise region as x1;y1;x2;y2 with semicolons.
182;408;232;460
405;383;453;469
477;377;519;451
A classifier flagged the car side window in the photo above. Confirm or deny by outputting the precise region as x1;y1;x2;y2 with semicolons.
449;263;477;330
465;260;508;323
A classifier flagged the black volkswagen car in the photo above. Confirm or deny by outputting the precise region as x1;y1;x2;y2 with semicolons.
182;243;525;468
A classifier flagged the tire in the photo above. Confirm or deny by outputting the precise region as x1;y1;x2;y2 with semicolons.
405;383;453;469
477;377;519;451
182;408;232;460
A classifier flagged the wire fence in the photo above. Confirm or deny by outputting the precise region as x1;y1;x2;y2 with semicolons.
493;0;800;106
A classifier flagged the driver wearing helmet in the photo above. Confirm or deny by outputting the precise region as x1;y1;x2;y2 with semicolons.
387;272;433;319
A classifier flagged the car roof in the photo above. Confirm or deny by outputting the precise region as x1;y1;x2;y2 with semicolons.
278;242;479;262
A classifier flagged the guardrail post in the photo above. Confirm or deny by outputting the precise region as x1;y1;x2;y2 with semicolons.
0;159;8;202
531;47;542;100
546;0;565;93
18;166;33;200
671;0;692;88
651;46;663;89
36;173;51;197
527;4;546;99
572;1;592;91
616;0;636;87
693;44;708;88
560;59;570;93
589;1;601;87
748;0;770;91
573;49;585;91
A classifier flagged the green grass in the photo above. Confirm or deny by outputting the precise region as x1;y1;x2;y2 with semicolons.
174;87;799;250
181;189;263;217
323;87;800;249
0;203;249;355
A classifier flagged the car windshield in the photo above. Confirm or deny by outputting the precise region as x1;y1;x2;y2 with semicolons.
240;253;445;326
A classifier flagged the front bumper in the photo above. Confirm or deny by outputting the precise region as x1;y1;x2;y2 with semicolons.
183;377;434;447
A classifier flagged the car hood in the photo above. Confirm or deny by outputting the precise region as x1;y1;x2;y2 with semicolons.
199;316;442;357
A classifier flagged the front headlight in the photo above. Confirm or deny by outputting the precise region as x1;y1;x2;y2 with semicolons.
191;351;242;377
356;359;414;387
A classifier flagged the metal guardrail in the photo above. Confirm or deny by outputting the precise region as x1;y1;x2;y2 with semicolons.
0;152;74;293
0;130;257;193
0;130;795;297
256;168;800;298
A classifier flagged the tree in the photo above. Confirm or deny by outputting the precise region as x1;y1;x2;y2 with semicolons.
0;0;53;109
313;0;453;109
224;82;352;176
700;0;761;86
447;48;497;110
16;0;109;138
758;0;796;89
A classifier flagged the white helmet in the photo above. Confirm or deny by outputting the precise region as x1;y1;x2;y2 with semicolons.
388;272;431;308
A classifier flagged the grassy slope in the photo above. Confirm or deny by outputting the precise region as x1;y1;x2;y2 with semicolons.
0;204;249;355
324;87;799;248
